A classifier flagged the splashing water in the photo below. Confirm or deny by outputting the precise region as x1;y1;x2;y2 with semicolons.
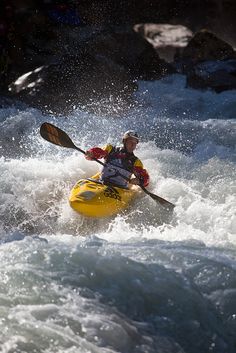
0;74;236;353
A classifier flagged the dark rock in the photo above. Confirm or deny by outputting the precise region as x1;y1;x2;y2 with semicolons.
186;59;236;93
8;52;138;115
181;29;236;63
3;2;236;113
134;23;193;62
82;28;175;80
8;25;175;115
174;29;236;92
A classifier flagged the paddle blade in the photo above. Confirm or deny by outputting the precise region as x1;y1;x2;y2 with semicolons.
40;122;76;149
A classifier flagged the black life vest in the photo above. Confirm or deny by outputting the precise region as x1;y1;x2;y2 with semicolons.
105;146;137;172
101;146;138;188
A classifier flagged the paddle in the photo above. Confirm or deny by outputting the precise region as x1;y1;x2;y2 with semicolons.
40;122;175;210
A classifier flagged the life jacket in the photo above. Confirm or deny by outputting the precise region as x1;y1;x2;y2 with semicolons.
101;146;137;188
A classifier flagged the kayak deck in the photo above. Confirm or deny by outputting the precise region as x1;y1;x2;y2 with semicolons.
69;177;137;218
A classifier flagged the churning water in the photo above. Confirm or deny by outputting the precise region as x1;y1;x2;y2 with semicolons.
0;74;235;353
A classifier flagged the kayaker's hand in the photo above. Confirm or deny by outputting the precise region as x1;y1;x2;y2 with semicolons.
130;177;140;185
130;176;145;186
85;151;94;160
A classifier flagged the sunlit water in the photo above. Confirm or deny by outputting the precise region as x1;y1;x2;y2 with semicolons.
0;74;236;353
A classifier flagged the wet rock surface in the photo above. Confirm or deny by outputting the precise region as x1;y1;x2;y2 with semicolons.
1;1;236;115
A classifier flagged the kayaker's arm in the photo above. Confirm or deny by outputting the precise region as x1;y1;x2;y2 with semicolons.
133;165;150;187
85;147;108;160
85;144;114;160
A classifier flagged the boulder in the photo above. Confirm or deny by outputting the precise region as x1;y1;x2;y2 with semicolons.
175;30;236;92
8;53;137;115
134;23;193;62
181;29;236;64
8;26;175;114
82;28;175;80
186;59;236;93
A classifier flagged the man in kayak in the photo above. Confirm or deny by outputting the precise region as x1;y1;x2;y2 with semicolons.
85;130;149;189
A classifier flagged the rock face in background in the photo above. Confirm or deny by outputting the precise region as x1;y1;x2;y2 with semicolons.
186;59;236;93
181;30;236;63
1;0;236;114
178;30;236;92
7;27;175;115
134;23;193;62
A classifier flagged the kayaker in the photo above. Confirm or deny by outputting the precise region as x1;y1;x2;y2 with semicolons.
85;130;149;188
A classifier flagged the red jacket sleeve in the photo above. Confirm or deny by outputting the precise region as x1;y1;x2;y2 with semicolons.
133;166;150;187
86;147;108;159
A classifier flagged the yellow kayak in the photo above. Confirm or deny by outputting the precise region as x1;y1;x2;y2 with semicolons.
69;174;137;218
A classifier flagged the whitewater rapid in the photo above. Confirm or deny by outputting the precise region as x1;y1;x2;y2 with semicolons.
0;74;236;353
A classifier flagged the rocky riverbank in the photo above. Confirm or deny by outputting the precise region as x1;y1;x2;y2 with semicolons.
1;1;236;115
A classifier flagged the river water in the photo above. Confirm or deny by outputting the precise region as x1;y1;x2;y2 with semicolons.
0;74;236;353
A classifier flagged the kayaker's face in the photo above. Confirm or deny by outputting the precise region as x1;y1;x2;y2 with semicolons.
124;137;138;153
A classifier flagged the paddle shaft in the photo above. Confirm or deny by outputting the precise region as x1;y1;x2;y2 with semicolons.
40;122;175;209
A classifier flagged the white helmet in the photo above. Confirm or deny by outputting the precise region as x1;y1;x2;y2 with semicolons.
122;130;139;143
